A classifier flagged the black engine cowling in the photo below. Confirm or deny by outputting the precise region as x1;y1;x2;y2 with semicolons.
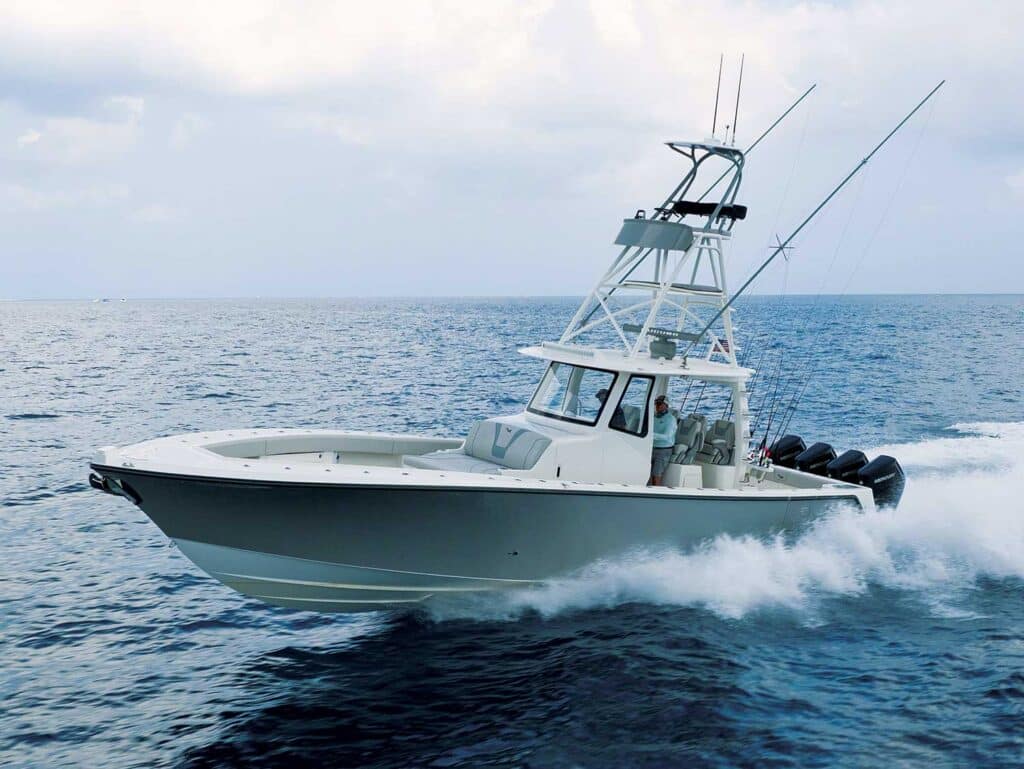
826;449;869;483
769;435;806;469
858;455;906;509
796;442;837;476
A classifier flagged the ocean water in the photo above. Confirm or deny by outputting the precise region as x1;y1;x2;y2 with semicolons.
1;295;1023;768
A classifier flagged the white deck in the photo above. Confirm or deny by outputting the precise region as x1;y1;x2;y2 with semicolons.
94;428;872;505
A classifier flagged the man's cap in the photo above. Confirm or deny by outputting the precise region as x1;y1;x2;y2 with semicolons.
654;394;668;403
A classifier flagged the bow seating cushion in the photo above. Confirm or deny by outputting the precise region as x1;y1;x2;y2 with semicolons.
403;451;504;474
404;418;552;474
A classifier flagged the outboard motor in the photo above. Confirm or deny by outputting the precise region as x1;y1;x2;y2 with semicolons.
795;442;837;476
826;449;869;483
858;455;906;509
769;435;805;469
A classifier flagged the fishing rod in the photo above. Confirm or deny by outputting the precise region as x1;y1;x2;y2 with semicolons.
680;80;946;362
576;83;818;332
770;95;939;447
755;351;788;462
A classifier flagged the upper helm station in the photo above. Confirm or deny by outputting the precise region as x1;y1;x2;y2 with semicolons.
553;138;748;368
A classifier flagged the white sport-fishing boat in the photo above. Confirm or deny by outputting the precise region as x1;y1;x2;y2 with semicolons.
90;84;941;612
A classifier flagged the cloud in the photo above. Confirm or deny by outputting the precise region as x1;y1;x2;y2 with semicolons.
1008;169;1024;197
0;2;1020;156
0;181;129;212
0;1;557;96
16;129;40;146
130;203;179;223
0;1;1021;299
15;95;144;165
105;94;144;121
170;112;207;150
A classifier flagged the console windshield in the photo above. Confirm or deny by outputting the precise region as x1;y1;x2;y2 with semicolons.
528;362;616;425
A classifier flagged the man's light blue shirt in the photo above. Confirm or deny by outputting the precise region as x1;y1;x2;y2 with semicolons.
653;411;677;449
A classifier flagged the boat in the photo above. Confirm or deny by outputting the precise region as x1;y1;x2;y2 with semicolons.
90;85;941;612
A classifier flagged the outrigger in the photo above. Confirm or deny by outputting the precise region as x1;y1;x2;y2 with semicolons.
89;83;941;612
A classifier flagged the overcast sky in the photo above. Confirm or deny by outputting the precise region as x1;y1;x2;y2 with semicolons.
1;0;1021;299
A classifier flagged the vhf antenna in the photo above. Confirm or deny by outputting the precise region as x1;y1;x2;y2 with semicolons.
711;53;723;138
731;53;745;145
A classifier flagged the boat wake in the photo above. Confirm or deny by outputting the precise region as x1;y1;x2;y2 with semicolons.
426;422;1024;622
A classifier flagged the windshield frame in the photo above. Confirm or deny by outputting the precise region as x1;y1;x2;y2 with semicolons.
526;361;619;426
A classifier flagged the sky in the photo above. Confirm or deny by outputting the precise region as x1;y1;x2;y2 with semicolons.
1;0;1022;299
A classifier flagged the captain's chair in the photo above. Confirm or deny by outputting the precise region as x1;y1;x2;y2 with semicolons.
695;419;735;465
671;413;706;464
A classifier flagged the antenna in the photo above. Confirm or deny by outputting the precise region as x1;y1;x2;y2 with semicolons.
731;53;745;145
712;54;723;137
696;83;816;202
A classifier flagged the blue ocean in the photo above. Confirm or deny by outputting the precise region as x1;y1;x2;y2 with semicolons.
2;295;1023;768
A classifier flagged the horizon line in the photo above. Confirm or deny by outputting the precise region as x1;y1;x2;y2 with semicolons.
3;291;1024;303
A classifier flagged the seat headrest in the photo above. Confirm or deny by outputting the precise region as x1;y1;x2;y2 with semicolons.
675;418;698;444
711;419;735;439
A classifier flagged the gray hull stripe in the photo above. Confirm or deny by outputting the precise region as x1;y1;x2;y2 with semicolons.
254;594;427;605
218;571;526;592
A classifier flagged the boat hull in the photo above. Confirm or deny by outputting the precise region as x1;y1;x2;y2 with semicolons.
93;465;859;612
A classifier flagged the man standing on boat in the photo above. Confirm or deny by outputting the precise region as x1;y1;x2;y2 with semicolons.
650;395;677;486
